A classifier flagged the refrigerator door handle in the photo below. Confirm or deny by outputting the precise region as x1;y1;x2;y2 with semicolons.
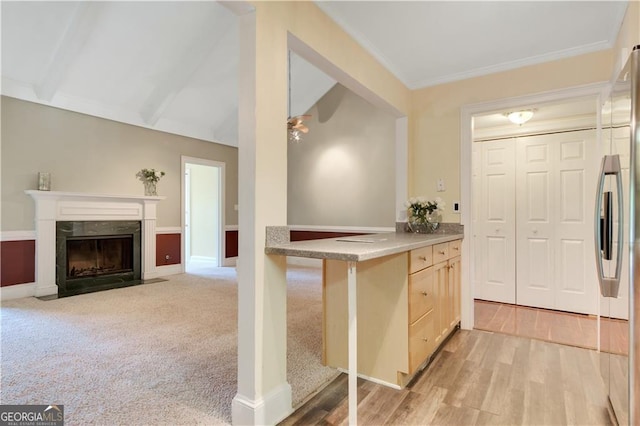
594;154;623;298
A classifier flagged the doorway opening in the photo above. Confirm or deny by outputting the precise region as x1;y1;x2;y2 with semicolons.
181;156;225;273
469;95;605;350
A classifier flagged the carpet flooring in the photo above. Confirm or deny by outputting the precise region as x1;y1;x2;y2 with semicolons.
0;265;337;425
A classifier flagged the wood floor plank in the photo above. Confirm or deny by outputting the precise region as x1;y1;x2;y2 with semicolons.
523;381;547;425
385;386;447;425
442;359;480;407
429;401;481;425
355;385;409;425
480;361;512;415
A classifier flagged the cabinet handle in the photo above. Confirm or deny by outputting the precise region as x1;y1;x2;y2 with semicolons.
438;250;446;255
453;246;459;251
421;291;428;296
419;256;427;261
422;337;429;342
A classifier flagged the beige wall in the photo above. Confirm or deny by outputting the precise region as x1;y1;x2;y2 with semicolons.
1;96;238;231
287;84;396;227
410;49;614;223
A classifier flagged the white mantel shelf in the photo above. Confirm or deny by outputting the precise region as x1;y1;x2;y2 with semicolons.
25;190;165;297
25;190;165;202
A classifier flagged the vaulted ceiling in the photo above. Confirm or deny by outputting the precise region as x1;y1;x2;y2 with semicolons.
1;1;628;148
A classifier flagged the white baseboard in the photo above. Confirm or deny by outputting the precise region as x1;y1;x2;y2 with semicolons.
155;264;183;277
35;284;57;297
189;255;217;263
232;382;292;426
286;257;322;268
0;282;36;300
223;257;237;267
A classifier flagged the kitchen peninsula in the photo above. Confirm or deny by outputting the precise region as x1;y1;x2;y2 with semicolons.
265;227;464;424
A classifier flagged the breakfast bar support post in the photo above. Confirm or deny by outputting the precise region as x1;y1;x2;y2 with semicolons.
347;261;357;426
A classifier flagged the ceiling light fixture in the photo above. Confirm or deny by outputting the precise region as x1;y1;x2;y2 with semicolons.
287;51;311;143
505;110;535;125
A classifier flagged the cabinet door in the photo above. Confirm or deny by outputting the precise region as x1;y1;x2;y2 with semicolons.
448;256;461;328
408;309;436;374
433;260;449;346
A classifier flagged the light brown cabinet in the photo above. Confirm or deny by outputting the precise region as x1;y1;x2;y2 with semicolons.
323;239;462;388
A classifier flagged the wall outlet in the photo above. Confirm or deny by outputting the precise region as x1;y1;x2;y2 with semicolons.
437;178;445;192
453;201;460;213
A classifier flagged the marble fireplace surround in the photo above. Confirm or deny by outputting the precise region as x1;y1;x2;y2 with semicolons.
26;190;164;297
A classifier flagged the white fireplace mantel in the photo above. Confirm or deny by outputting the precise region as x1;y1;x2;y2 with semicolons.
26;190;165;297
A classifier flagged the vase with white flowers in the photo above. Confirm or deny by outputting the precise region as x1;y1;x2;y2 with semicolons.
136;168;165;196
405;196;445;233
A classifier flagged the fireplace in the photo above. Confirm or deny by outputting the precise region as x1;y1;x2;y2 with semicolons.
56;221;141;297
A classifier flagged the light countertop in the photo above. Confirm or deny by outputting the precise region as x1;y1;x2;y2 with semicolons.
265;231;464;262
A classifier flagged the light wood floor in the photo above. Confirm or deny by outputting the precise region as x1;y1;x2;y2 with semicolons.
474;299;629;355
280;329;612;425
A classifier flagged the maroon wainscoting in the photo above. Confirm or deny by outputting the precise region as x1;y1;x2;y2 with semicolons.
156;234;181;266
226;230;238;258
290;231;366;242
1;240;36;286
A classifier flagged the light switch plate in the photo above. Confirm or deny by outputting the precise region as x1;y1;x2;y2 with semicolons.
437;178;445;192
453;201;460;213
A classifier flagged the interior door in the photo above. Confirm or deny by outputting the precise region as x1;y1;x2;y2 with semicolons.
515;135;555;310
477;139;516;303
516;130;597;314
552;130;597;314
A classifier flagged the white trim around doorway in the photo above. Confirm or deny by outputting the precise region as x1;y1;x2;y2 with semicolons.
459;81;608;331
181;156;226;271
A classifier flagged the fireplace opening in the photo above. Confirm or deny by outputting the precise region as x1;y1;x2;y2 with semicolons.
67;235;133;279
56;220;141;297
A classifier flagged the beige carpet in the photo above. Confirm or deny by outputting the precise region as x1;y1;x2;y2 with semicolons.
0;265;338;425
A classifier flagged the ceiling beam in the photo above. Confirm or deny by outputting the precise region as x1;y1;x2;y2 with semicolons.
139;14;235;126
35;3;103;102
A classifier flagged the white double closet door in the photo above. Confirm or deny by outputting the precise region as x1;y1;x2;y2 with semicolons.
473;129;598;315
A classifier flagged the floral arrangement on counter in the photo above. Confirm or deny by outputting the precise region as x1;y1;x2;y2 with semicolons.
405;196;445;233
136;168;165;183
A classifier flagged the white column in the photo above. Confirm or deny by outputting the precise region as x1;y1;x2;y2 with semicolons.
232;6;291;425
142;200;158;279
34;197;57;297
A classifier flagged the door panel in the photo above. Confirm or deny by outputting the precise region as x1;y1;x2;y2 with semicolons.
516;138;554;309
477;140;516;303
554;132;596;315
472;143;483;298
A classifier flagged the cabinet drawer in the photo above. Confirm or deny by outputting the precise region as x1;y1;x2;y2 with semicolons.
409;309;436;373
409;266;435;324
449;240;461;257
409;246;433;274
432;242;449;263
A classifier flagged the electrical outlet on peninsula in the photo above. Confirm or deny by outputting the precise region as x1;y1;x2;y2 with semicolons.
436;178;445;192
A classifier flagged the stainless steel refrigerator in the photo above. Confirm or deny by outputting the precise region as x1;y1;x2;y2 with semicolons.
596;45;640;425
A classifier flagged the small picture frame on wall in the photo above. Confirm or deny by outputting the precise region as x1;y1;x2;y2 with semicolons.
38;172;51;191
